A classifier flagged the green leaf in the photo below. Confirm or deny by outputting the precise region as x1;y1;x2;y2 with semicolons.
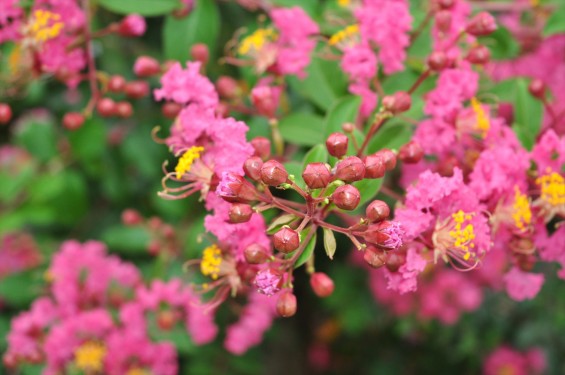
353;178;384;207
367;122;413;154
271;0;318;15
0;269;43;307
102;226;151;255
544;2;565;36
68;118;107;175
284;161;305;189
98;0;179;16
14;119;58;162
512;79;543;150
322;227;336;260
324;95;362;137
278;112;325;146
302;144;328;170
481;26;520;60
267;214;299;234
294;228;317;269
163;0;220;62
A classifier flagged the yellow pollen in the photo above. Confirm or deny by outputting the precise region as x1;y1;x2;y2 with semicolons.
448;210;476;260
329;24;359;46
238;28;277;55
74;341;106;372
512;187;531;230
126;368;150;375
529;0;539;7
200;244;222;280
175;146;204;179
536;171;565;206
471;97;490;137
44;270;55;282
28;10;64;43
338;0;351;7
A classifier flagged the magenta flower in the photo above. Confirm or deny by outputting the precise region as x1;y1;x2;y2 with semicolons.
503;267;545;301
383;247;427;294
254;268;283;296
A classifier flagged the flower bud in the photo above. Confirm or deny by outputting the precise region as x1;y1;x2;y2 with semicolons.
251;86;279;118
375;149;397;171
217;172;259;203
385;251;406;272
108;75;126;92
326;132;349;158
364;246;387;268
244;244;270;264
273;227;300;253
251;136;271;160
157;310;178;330
516;254;536;272
435;10;452;33
261;160;288;186
334;156;365;182
115;101;133;118
332;185;361;211
382;91;411;114
0;103;13;125
228;203;253;223
498;102;514;125
366;200;390;223
342;122;355;133
363;153;386;179
427;50;448;71
244;156;263;181
216;76;239;99
133;56;161;77
360;221;404;251
277;291;297;318
303;162;331;189
97;98;116;117
191;43;210;65
466;12;497;36
310;272;335;298
125;81;150;99
62;112;85;131
398;141;424;164
122;209;142;226
438;0;455;9
118;14;146;37
466;45;490;65
528;79;545;100
162;102;183;119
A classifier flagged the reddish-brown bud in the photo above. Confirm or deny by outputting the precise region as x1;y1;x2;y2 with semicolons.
191;43;210;65
398;141;424;164
273;227;300;253
435;10;452;33
385;251;406;272
334;156;365;182
0;103;13;125
162;102;183;119
244;244;270;264
303;162;331;189
438;0;455;9
251;86;279;118
332;185;361;211
217;172;259;203
118;14;146;37
466;45;491;65
251;136;271;160
310;272;335;298
97;98;117;117
228;203;253;223
108;75;126;92
498;102;514;125
382;91;411;114
360;221;404;251
326;132;349;158
375;149;397;171
261;160;288;186
516;254;536;272
216;76;239;99
466;12;497;36
133;56;161;77
528;79;545;100
122;209;143;225
363;153;386;179
157;310;179;330
364;246;388;268
366;200;390;223
277;291;297;318
115;101;133;118
342;122;355;133
124;81;150;99
428;50;448;71
244;156;263;181
62;112;85;131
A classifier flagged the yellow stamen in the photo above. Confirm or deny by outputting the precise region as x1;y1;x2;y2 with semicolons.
200;244;222;280
238;28;277;56
126;368;150;375
512;186;531;230
530;0;540;7
74;342;106;372
338;0;351;7
175;146;204;179
44;270;55;283
471;97;490;137
328;24;359;46
536;171;565;206
448;210;476;260
28;10;64;43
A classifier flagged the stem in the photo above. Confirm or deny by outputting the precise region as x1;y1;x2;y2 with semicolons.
82;0;99;116
410;11;433;44
357;112;390;157
380;185;405;202
408;69;431;95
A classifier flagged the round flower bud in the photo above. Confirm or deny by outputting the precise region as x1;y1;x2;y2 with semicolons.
0;103;13;125
191;43;210;65
115;101;133;118
326;132;349;158
438;0;455;9
342;122;355;133
118;14;146;37
366;200;390;223
122;209;142;226
251;86;279;118
108;75;126;93
162;102;183;119
363;153;386;179
277;291;297;318
244;244;270;264
385;251;406;272
332;185;361;211
216;172;259;203
273;227;300;253
364;246;387;269
376;149;397;171
528;79;545;100
498;102;514;125
157;309;178;330
133;56;161;77
303;162;331;189
360;221;404;251
466;45;491;65
398;141;424;164
382;92;411;114
62;112;85;131
125;81;150;99
97;98;116;117
310;272;335;298
261;160;288;186
244;156;263;181
427;51;448;71
228;203;253;223
251;136;271;160
334;156;365;182
466;12;497;36
216;76;239;99
435;10;452;33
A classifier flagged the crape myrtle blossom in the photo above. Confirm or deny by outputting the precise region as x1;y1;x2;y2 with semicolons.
483;346;546;375
0;0;24;43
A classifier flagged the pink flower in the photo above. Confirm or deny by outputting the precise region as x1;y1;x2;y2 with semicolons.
413;118;457;155
0;0;23;43
432;0;472;58
369;269;415;315
341;44;378;82
531;130;565;173
383;247;427;294
424;67;479;120
535;225;565;279
483;346;528;375
503;267;544;301
349;80;377;118
119;14;146;37
0;232;42;278
254;268;283;296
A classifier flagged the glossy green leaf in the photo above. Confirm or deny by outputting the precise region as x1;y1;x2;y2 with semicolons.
544;2;565;36
367;122;413;154
294;228;317;269
302;144;328;170
102;226;151;255
323;227;336;260
482;26;520;60
0;269;43;307
353;178;384;207
324;95;362;137
267;214;299;234
279;112;325;146
98;0;179;16
512;79;543;150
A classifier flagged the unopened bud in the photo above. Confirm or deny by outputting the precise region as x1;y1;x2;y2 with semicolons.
62;112;85;130
277;291;297;317
133;56;161;77
273;227;300;253
251;86;280;118
342;122;355;133
108;75;126;92
438;0;455;9
363;153;386;179
435;10;452;33
364;246;387;268
303;162;331;189
118;14;146;37
382;92;411;114
191;43;210;65
97;98;116;117
162;102;183;119
310;272;335;298
332;185;361;210
125;81;150;99
0;103;13;125
366;200;390;223
216;76;239;99
251;136;271;160
217;172;259;203
326;132;349;158
516;254;536;272
115;101;133;118
334;156;365;182
228;203;253;223
466;12;497;37
385;251;406;272
528;79;545;100
398;141;424;164
244;156;263;181
375;149;397;171
261;160;288;186
122;209;143;225
466;45;491;65
244;244;270;264
428;51;448;71
498;102;514;125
